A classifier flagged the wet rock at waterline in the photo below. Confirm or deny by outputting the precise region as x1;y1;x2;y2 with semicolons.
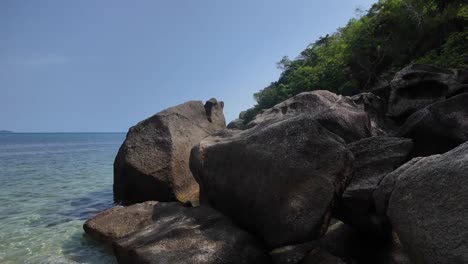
83;201;158;244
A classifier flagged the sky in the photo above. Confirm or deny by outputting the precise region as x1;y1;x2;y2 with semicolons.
1;0;376;132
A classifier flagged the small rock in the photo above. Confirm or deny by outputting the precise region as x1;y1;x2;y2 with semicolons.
227;118;246;130
83;201;158;244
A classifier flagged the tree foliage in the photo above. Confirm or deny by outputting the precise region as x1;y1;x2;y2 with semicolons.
245;0;467;122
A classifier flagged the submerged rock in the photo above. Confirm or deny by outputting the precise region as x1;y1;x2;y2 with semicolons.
374;142;468;264
397;92;468;156
190;114;354;248
114;99;225;204
113;202;270;264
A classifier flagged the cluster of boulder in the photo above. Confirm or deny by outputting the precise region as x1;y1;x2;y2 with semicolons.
84;64;468;264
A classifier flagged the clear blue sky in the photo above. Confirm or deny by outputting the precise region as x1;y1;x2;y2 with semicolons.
1;0;375;132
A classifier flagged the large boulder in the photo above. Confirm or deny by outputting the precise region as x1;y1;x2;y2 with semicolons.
373;158;424;218
114;99;226;204
83;201;158;244
397;93;468;156
113;202;270;264
387;64;460;122
246;90;373;143
374;142;468;264
335;137;413;234
190;114;354;248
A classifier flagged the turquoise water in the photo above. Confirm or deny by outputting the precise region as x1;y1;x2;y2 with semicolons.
0;133;125;263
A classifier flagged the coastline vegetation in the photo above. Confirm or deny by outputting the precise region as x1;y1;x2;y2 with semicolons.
244;0;467;122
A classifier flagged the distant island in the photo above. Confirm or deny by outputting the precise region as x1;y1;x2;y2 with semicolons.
0;130;13;133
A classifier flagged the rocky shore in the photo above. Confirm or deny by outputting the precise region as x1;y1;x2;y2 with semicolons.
84;64;468;263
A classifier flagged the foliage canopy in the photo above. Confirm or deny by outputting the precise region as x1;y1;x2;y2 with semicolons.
244;0;467;122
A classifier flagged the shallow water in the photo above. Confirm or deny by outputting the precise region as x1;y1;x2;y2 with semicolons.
0;133;125;263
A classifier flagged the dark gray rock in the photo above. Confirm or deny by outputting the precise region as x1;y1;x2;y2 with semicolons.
387;64;460;122
113;202;270;264
270;221;412;264
456;68;468;84
300;248;345;264
227;118;245;130
371;82;391;103
397;93;468;156
114;99;225;205
239;111;247;119
350;93;397;136
190;114;354;248
321;223;412;264
374;142;468;264
373;157;424;218
270;241;317;264
335;137;413;234
246;90;373;143
83;201;158;244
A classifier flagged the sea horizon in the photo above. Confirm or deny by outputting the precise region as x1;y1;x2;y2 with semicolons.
0;132;125;263
1;132;126;134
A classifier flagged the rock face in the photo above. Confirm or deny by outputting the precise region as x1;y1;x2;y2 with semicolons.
270;221;412;264
387;64;460;122
246;90;373;143
227;111;248;130
227;118;245;129
190;114;354;248
114;99;226;204
113;202;270;264
83;201;158;244
82;64;468;263
300;248;345;264
373;158;424;218
397;93;468;156
336;137;413;234
350;93;397;136
374;142;468;264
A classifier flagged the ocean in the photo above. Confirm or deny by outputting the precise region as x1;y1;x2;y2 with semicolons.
0;133;126;263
